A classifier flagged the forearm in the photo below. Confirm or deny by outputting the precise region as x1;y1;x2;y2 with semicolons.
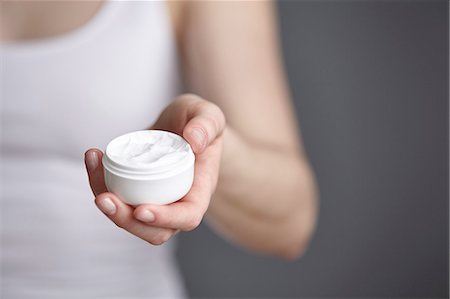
179;0;318;258
207;127;318;259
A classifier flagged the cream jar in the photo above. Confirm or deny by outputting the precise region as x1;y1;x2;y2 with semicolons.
102;130;195;206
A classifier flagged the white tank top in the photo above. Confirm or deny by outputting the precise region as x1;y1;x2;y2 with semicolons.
0;1;186;297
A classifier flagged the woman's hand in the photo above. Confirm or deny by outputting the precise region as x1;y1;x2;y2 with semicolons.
84;94;226;245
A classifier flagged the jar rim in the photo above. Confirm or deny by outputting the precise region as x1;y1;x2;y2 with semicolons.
103;130;195;179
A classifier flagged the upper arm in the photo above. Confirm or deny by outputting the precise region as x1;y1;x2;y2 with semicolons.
179;1;303;153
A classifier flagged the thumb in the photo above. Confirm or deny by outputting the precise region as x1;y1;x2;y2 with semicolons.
182;100;226;154
84;148;108;196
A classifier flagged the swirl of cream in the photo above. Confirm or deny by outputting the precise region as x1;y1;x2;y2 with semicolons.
107;130;191;169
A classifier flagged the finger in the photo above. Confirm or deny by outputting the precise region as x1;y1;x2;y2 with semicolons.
132;137;222;230
95;192;176;245
183;100;226;154
84;148;107;196
134;201;204;232
133;181;211;231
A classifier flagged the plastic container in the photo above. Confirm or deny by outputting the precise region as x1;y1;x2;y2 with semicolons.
102;130;195;205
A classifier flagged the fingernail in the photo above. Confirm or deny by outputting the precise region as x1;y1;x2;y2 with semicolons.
86;151;99;171
190;128;205;150
136;210;155;222
97;197;116;215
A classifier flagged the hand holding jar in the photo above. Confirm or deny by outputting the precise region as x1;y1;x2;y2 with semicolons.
85;94;225;245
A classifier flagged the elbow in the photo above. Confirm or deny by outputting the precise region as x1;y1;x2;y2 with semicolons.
274;233;311;261
248;225;314;261
264;209;317;261
275;187;319;261
280;243;307;261
277;163;318;261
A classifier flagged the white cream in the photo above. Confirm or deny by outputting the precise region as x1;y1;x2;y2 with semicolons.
107;130;191;169
103;130;195;205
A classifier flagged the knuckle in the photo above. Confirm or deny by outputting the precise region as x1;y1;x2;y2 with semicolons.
209;114;222;135
178;93;204;104
209;101;223;117
148;239;163;246
199;115;216;137
204;105;225;131
200;100;219;114
200;111;224;138
184;215;202;232
148;231;172;246
180;94;225;125
160;231;173;243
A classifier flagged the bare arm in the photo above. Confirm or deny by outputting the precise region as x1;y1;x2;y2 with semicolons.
86;1;317;260
179;1;318;259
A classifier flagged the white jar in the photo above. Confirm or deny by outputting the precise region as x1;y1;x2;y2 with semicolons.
102;130;195;206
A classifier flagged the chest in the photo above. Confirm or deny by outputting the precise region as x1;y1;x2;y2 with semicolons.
1;1;104;41
1;1;181;159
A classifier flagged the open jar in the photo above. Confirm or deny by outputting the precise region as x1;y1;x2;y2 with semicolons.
102;130;195;206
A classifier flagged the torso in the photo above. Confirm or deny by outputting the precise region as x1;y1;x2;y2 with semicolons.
1;1;185;297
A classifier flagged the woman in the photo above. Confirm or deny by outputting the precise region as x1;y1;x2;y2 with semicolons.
1;1;318;297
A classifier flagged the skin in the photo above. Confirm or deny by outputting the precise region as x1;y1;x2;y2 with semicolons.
2;1;318;260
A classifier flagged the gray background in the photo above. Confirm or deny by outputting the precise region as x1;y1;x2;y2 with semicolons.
177;1;449;298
